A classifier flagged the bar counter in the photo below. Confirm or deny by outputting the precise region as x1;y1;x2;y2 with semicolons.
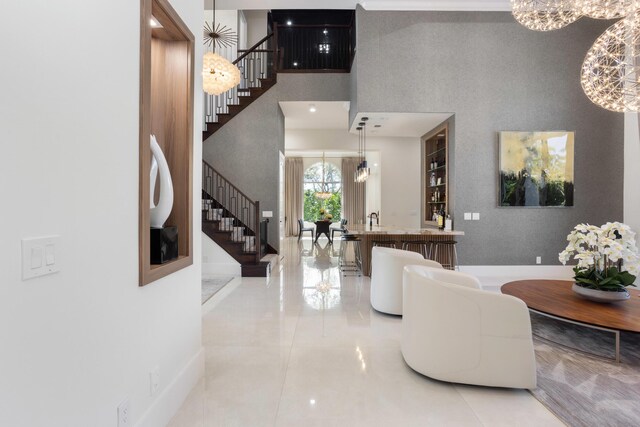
344;225;464;276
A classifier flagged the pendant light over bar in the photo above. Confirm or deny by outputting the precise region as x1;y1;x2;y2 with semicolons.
355;117;370;183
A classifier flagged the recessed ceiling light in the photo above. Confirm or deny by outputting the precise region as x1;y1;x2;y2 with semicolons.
287;20;292;26
149;17;162;28
309;104;317;113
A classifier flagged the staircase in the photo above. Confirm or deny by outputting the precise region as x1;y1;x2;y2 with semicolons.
202;160;271;277
203;33;277;141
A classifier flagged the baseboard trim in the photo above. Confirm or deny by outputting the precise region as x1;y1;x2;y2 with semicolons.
135;347;205;427
458;265;574;279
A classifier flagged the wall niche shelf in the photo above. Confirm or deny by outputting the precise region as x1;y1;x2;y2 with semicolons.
422;123;449;227
139;0;195;286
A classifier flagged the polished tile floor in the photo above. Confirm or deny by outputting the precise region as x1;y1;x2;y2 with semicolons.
169;238;562;427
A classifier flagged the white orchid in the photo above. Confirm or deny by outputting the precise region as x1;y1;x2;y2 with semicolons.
560;222;639;291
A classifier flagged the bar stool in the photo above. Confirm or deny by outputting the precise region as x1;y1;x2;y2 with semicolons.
372;240;397;249
339;234;362;276
401;241;432;259
432;240;459;270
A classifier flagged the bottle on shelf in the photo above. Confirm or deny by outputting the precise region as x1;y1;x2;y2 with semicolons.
438;208;446;230
445;214;452;232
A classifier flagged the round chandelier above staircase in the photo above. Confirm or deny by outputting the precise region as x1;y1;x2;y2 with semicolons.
202;0;240;96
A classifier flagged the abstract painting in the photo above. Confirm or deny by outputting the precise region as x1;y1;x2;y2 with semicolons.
499;131;574;207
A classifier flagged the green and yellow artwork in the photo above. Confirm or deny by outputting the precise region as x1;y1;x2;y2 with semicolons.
499;131;574;207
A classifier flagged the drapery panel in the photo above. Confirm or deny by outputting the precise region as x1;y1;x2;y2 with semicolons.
285;157;304;236
341;157;366;226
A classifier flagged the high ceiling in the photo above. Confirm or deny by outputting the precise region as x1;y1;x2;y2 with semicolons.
215;1;511;11
279;101;452;138
279;102;351;130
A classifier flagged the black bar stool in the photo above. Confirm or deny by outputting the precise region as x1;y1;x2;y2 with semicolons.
432;240;459;270
401;241;432;259
339;234;362;276
372;240;397;249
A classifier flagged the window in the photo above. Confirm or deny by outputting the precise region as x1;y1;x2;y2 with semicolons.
303;162;342;221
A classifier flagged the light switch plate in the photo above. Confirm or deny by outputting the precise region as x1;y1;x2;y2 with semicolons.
464;213;472;220
262;211;273;218
472;213;480;221
22;236;60;280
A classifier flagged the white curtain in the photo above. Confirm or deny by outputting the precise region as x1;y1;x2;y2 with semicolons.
342;157;366;226
285;157;304;236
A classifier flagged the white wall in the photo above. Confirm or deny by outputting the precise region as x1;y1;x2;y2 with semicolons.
238;10;248;50
624;113;640;233
0;1;203;426
244;10;269;47
286;129;421;228
206;9;238;61
202;233;241;276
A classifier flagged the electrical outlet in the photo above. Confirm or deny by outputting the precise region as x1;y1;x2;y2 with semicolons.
536;256;542;265
464;212;472;220
117;399;130;427
150;367;160;397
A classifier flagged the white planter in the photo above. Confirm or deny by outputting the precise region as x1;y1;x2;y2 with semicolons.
572;283;630;303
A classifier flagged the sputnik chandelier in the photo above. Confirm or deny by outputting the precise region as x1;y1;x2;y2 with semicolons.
202;0;240;96
512;0;580;31
511;0;640;112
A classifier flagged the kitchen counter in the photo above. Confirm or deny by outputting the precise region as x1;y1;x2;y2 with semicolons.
341;225;464;275
345;224;464;236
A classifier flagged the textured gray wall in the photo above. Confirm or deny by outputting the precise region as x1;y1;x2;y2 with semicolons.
203;73;350;251
356;9;624;265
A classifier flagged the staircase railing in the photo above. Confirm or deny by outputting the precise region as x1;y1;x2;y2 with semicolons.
203;33;276;125
202;160;261;263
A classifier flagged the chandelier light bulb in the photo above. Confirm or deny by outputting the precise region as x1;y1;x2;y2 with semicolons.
511;0;581;31
202;51;241;96
581;10;640;112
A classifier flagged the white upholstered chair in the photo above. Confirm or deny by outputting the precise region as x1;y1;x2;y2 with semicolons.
401;265;537;389
370;246;442;315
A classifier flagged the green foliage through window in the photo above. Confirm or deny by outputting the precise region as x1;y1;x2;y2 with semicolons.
303;162;342;222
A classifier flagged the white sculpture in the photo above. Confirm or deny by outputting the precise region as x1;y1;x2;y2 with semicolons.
150;135;174;228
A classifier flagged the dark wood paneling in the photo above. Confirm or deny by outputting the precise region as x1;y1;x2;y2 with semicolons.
140;0;194;286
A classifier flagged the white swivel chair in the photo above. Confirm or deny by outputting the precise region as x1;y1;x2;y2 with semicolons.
370;246;442;315
401;265;537;389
